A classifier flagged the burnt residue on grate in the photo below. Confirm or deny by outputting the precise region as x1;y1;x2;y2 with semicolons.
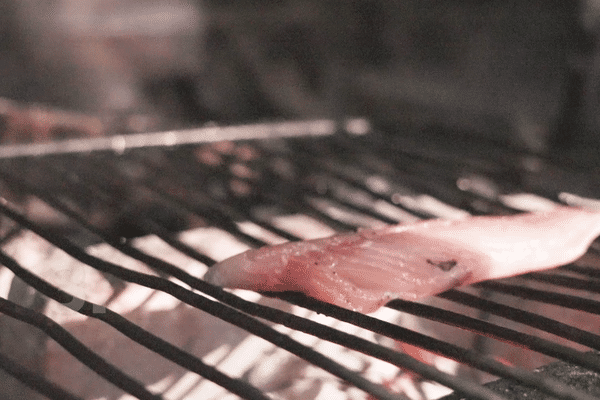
441;353;600;400
0;121;600;399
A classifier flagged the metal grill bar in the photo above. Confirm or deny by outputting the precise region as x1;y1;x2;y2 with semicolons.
384;299;600;373
0;120;337;159
562;263;600;280
1;122;600;399
523;272;600;294
3;199;588;400
438;290;600;352
0;201;406;400
0;277;162;400
156;142;365;231
0;250;271;400
0;192;500;400
270;293;600;400
280;133;511;219
475;281;600;316
0;352;82;400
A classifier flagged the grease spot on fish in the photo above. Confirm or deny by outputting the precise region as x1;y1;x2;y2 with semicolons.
426;258;458;272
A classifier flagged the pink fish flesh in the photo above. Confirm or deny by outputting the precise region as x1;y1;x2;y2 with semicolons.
204;207;600;313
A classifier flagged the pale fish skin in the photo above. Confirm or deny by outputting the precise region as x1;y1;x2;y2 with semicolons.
205;207;600;313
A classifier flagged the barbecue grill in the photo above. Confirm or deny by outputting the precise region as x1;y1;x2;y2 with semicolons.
1;115;600;400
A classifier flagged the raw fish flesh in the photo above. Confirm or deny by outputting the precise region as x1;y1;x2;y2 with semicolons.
205;207;600;313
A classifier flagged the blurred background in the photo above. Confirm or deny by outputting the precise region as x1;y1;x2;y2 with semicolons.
0;0;599;154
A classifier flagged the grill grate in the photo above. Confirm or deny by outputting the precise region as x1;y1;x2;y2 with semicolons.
0;119;600;400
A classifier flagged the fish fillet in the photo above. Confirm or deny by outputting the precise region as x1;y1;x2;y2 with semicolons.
205;207;600;313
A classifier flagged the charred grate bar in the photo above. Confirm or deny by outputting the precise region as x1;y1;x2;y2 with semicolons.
0;119;599;399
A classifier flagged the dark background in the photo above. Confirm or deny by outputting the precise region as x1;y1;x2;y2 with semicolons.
0;0;598;154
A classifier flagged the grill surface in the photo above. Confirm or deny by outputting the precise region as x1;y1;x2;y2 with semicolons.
1;119;600;400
